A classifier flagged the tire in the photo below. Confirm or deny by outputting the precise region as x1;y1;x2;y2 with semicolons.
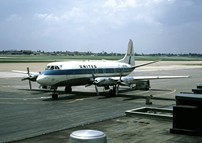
52;93;58;100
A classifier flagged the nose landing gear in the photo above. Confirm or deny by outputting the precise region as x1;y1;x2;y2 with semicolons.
51;87;58;100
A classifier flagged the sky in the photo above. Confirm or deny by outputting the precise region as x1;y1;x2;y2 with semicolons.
0;0;202;54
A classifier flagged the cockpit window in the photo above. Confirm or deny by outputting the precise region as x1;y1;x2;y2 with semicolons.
45;66;50;70
51;66;54;70
45;65;60;70
55;66;60;70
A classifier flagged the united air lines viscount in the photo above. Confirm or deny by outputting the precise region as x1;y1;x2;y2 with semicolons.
14;39;189;99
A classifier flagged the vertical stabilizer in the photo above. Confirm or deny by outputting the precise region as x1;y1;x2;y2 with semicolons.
118;39;135;66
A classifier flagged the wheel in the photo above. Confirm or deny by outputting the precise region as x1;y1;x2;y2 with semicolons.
42;86;47;89
65;86;72;93
109;89;116;96
52;93;58;100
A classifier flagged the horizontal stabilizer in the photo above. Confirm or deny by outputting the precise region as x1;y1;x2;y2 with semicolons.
133;60;161;69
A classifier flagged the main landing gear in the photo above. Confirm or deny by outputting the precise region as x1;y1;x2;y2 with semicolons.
51;86;72;100
105;85;119;97
109;89;116;96
65;86;72;93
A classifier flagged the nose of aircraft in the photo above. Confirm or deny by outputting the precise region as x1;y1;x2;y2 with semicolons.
36;75;47;85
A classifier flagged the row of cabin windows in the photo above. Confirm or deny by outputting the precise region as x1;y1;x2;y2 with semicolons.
46;65;97;70
79;65;97;69
73;68;131;74
45;65;131;73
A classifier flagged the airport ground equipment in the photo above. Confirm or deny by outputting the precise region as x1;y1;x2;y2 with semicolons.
69;130;107;143
192;83;202;94
170;93;202;136
134;80;150;90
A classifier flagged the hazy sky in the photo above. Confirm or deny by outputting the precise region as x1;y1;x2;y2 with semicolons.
0;0;202;54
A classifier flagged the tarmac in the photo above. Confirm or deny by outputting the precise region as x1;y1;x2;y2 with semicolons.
0;61;202;143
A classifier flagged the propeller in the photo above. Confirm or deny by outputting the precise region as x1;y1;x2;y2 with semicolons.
92;72;100;96
88;72;99;96
21;67;32;89
85;71;99;96
116;72;131;94
27;67;32;89
117;72;130;86
115;72;123;95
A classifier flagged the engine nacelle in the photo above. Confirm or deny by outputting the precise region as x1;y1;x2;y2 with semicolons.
134;80;150;90
95;77;117;86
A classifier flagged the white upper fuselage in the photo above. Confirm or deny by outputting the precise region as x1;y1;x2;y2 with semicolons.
36;60;134;86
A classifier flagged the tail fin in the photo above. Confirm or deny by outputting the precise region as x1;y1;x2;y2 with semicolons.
118;39;135;66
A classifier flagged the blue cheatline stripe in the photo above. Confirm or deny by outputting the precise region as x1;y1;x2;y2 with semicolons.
41;67;134;76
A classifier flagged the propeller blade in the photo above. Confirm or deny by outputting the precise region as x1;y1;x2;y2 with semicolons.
21;77;29;81
27;67;32;89
120;72;122;81
91;71;95;80
116;84;119;95
28;79;32;89
91;71;100;96
94;85;99;96
27;67;30;76
115;72;123;95
85;83;93;87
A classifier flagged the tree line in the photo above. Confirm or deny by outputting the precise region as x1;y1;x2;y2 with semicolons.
0;50;202;57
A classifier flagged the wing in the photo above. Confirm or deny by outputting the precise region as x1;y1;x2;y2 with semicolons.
12;70;39;75
132;60;161;69
94;75;189;86
114;75;189;86
129;76;190;80
89;75;189;96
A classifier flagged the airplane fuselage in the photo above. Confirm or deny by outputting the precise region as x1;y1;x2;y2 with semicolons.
36;60;134;86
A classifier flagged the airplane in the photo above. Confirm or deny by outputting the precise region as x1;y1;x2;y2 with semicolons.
14;39;189;100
